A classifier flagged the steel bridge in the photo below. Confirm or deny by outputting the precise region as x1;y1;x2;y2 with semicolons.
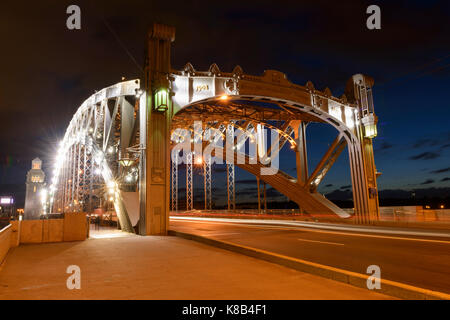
48;24;380;235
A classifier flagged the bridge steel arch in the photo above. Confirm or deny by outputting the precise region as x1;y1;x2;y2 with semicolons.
169;64;380;224
49;23;380;236
49;80;142;233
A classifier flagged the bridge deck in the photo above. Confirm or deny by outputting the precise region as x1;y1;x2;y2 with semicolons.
0;234;390;299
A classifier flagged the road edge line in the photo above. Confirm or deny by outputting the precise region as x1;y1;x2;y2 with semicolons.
168;230;450;300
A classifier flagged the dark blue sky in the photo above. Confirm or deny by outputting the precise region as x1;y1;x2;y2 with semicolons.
0;0;449;206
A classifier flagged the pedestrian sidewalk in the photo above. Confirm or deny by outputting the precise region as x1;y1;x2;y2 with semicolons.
0;233;392;299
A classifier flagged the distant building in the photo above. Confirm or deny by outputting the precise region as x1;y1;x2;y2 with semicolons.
0;196;16;224
24;158;46;220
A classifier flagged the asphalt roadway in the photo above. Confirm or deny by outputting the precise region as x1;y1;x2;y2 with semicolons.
170;216;450;294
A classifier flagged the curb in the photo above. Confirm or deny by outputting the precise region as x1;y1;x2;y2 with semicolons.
169;230;450;300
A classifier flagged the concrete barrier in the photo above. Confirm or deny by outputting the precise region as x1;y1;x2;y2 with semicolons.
0;224;12;266
63;213;87;241
17;214;87;244
20;220;43;243
0;214;87;270
9;220;21;247
42;219;64;243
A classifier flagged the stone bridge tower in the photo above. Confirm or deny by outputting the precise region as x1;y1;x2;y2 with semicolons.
24;158;46;220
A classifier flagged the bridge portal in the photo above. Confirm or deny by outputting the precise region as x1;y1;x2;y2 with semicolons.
48;23;380;236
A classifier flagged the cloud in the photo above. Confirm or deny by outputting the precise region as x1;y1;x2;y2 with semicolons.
409;152;440;160
441;177;450;182
412;133;450;151
340;185;351;190
266;187;283;198
236;179;258;185
377;187;450;199
234;187;257;196
325;189;353;201
430;167;450;174
412;138;440;149
325;184;333;187
420;179;435;185
378;141;393;151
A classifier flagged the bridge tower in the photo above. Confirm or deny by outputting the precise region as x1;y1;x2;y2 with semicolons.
346;74;380;223
24;158;46;220
139;23;176;235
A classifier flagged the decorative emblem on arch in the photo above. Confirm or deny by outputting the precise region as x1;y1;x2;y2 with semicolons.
224;78;239;95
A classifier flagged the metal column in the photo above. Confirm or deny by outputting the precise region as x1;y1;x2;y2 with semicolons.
226;124;236;211
204;157;212;210
171;158;178;211
186;152;193;211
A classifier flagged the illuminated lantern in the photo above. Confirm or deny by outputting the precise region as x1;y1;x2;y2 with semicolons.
362;114;378;138
154;88;169;112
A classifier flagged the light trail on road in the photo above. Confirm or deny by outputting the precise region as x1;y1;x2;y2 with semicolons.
170;216;450;294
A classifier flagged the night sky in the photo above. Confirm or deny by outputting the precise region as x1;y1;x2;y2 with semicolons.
1;0;449;207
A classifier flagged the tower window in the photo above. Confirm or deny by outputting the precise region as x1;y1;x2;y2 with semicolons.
31;176;42;183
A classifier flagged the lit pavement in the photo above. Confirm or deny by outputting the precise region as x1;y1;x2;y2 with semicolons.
0;232;391;300
170;216;450;294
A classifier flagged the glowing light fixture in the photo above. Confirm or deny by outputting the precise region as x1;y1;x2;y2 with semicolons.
154;89;169;112
195;157;203;165
362;114;378;138
118;156;134;167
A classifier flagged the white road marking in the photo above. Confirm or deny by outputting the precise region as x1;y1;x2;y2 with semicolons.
297;238;344;246
207;232;242;236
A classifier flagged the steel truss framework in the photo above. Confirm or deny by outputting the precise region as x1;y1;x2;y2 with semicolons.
49;80;140;233
51;64;380;231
